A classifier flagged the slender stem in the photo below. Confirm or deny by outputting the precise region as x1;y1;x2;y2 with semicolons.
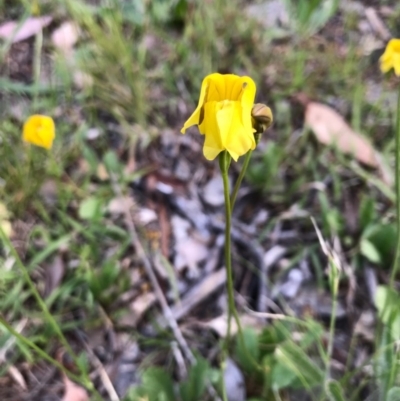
390;84;400;287
325;261;339;381
220;356;228;401
219;152;234;345
230;150;253;210
386;82;400;398
33;26;43;111
219;152;245;349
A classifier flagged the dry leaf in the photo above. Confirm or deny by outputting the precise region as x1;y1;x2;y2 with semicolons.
62;375;89;401
44;255;65;298
205;314;263;338
128;292;157;326
0;16;52;43
108;196;135;215
7;366;27;390
51;21;80;56
305;102;379;167
73;70;93;89
97;163;109;181
171;215;209;277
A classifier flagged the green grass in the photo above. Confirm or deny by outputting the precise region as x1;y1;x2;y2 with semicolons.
1;0;400;400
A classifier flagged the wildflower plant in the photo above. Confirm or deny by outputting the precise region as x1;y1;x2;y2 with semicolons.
378;38;400;399
181;72;272;396
380;39;400;285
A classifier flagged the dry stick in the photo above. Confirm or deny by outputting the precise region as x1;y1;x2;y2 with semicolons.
82;341;120;401
109;174;221;401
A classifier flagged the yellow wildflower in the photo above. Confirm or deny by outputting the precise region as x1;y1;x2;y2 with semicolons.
181;73;257;161
380;39;400;76
23;115;55;149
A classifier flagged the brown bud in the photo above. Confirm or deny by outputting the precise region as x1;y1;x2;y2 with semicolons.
251;103;273;135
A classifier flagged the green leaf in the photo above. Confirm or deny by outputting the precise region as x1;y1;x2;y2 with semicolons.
271;359;297;390
359;196;376;231
325;379;346;401
274;341;324;389
376;325;399;400
27;234;71;271
374;286;400;396
375;285;400;340
258;324;285;358
360;238;381;264
79;197;103;221
364;224;397;268
82;145;99;173
387;387;400;401
180;358;210;401
103;150;121;174
142;367;175;401
234;327;260;374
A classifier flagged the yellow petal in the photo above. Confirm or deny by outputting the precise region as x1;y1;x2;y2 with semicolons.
387;39;400;53
380;58;393;73
206;73;228;102
22;115;55;149
393;53;400;76
181;76;209;134
222;101;255;161
380;39;400;75
206;74;248;102
380;49;393;63
224;74;244;100
214;100;255;161
202;101;224;160
216;100;235;148
239;77;256;132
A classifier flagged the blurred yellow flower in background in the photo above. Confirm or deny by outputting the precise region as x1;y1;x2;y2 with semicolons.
23;115;55;149
181;73;256;161
380;39;400;76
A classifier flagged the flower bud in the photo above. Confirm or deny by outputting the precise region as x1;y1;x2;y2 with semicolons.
251;103;273;135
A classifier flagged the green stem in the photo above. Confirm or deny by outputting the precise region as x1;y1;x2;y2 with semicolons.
325;261;339;382
220;355;228;401
33;26;43;111
382;85;400;400
219;152;244;349
219;152;234;345
230;150;253;210
386;83;400;400
390;84;400;287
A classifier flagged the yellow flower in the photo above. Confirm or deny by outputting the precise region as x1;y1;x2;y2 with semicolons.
380;39;400;76
23;115;55;149
181;73;257;161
